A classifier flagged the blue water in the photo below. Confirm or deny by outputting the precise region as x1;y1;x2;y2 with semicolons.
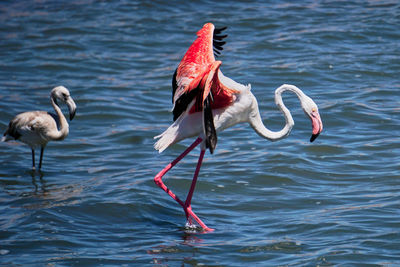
1;0;399;266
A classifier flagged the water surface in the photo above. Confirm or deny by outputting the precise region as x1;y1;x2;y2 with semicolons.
1;0;399;266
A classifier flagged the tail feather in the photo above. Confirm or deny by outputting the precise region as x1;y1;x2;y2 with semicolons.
154;125;178;153
2;126;13;142
2;134;14;142
154;101;203;153
154;109;186;153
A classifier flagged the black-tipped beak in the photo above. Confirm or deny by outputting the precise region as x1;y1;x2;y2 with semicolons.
66;97;77;121
70;109;76;120
310;133;320;142
310;110;323;143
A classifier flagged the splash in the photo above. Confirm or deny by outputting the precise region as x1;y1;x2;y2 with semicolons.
184;221;207;234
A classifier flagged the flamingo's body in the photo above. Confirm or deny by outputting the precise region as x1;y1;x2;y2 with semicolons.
155;72;249;153
154;23;323;232
2;86;76;170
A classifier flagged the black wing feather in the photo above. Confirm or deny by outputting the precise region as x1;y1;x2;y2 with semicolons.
172;87;200;121
213;26;228;58
203;94;217;154
4;120;21;140
172;68;178;104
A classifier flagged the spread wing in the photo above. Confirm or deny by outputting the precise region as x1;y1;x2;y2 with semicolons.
172;23;228;121
169;23;231;153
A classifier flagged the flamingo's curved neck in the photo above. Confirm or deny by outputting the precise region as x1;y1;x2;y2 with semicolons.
249;84;305;141
49;96;69;140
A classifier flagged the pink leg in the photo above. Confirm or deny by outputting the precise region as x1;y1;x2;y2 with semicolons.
154;137;213;232
184;149;205;219
183;149;213;232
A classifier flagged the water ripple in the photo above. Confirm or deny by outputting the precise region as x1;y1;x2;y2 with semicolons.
1;0;400;266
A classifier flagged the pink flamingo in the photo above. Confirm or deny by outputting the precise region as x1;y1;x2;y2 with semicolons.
154;23;323;232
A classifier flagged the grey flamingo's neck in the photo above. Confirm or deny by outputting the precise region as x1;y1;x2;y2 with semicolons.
49;96;69;141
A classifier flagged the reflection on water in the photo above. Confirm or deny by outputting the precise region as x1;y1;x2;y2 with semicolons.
147;232;205;266
1;172;84;211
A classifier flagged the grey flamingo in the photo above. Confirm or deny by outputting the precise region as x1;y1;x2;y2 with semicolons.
2;86;76;170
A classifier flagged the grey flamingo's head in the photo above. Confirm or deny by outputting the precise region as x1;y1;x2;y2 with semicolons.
51;86;76;120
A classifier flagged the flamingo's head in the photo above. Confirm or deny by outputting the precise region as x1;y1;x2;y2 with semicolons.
51;86;77;120
300;95;323;142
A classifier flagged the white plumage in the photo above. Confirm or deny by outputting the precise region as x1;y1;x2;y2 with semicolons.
154;77;323;153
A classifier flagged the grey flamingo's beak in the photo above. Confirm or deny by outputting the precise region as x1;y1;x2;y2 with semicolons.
310;110;323;142
66;97;77;120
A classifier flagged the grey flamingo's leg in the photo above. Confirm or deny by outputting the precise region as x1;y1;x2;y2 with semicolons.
31;149;35;170
38;146;44;170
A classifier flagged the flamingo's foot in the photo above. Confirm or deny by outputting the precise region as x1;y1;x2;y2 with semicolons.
184;221;214;233
202;226;215;233
184;207;214;233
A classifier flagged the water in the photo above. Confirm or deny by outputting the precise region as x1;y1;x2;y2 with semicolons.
0;0;399;265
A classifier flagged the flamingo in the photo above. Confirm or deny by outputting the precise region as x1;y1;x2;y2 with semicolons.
2;86;76;171
153;23;323;232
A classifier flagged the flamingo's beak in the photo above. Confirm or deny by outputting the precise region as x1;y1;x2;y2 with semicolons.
66;97;77;121
310;110;323;142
